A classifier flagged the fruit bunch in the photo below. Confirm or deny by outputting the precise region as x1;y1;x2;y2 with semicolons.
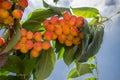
43;11;85;46
0;37;5;46
0;0;28;25
13;28;51;57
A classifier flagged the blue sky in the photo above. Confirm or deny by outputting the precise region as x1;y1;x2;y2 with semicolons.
1;0;120;80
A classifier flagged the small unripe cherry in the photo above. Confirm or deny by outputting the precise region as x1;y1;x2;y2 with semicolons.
70;27;79;36
58;34;66;44
67;34;74;41
47;24;55;31
63;11;71;21
42;41;51;50
26;31;33;40
30;49;39;58
73;37;81;45
44;30;53;40
13;42;22;50
18;0;28;8
25;40;33;50
19;36;27;43
3;16;14;25
69;15;77;26
50;16;59;24
52;32;57;40
43;19;50;27
1;1;12;10
33;42;42;52
12;9;23;19
55;26;62;36
76;17;84;27
65;40;72;46
20;44;28;54
62;24;70;35
0;37;5;46
0;9;9;19
34;32;42;42
21;28;27;37
59;19;67;26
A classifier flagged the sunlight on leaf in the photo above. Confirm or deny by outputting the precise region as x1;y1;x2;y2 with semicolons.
72;7;99;18
57;47;65;60
68;68;80;79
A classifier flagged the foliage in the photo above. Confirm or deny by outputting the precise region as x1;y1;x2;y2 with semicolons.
0;0;118;80
34;48;56;80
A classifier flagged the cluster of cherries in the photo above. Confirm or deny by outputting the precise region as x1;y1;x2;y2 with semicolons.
43;11;85;46
0;7;85;58
0;0;28;25
0;0;28;53
13;28;51;57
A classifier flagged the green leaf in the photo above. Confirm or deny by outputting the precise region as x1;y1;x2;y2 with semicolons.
89;17;99;25
75;43;82;60
43;0;49;8
1;23;21;54
76;63;92;76
78;26;104;62
0;69;9;76
52;40;56;49
36;3;99;18
72;7;99;18
22;20;41;31
89;64;96;70
88;56;95;63
0;76;23;80
26;9;55;21
67;68;80;79
81;19;90;34
34;48;56;80
22;9;56;30
68;63;93;79
43;0;59;5
63;45;78;66
50;6;70;15
84;76;97;80
76;35;89;62
57;47;65;60
2;55;23;74
116;11;120;14
55;40;64;53
23;57;37;75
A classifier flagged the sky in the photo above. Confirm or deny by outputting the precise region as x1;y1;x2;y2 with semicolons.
24;0;120;80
